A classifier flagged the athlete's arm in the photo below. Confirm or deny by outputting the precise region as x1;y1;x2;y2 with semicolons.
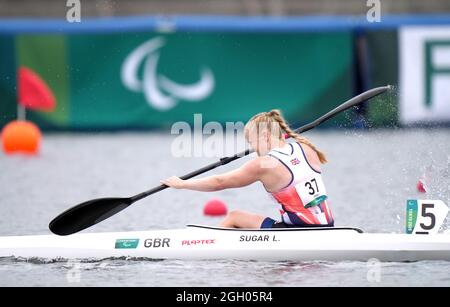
161;157;269;192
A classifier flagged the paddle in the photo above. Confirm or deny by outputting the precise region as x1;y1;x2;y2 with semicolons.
49;85;391;235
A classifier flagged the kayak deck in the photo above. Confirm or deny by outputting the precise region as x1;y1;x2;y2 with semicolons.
186;224;364;233
0;224;449;262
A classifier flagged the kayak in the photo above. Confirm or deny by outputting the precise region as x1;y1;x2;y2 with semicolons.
1;224;450;262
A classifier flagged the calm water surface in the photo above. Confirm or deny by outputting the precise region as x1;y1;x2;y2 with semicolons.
1;129;449;286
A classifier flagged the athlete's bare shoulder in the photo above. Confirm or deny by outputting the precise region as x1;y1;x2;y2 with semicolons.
253;155;281;172
298;142;322;172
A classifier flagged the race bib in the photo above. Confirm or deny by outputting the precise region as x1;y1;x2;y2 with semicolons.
294;176;327;208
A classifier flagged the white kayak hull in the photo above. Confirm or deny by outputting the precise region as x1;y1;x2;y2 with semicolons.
1;225;450;262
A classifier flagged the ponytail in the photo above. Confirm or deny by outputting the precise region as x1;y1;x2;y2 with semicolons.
247;109;327;164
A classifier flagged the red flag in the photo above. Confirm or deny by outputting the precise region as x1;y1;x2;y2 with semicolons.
18;66;56;111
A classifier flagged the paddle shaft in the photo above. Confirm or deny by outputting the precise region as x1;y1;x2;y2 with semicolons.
131;85;390;203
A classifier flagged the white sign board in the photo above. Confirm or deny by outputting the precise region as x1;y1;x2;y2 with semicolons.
399;27;450;124
406;199;449;234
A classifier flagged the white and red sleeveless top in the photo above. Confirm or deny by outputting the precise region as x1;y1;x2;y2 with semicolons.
267;142;334;226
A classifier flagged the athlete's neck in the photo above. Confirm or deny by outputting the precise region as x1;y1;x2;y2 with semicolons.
255;138;287;156
268;139;287;151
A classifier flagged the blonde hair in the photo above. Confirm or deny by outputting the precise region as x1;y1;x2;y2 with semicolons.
245;109;327;164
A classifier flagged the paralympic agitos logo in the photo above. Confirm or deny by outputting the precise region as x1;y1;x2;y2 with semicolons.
121;37;215;111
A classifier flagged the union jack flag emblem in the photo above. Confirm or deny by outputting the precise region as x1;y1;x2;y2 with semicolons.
290;158;300;165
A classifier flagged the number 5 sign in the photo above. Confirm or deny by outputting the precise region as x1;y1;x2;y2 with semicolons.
406;200;449;234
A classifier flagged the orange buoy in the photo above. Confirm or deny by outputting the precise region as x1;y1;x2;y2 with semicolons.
1;120;41;155
203;199;228;216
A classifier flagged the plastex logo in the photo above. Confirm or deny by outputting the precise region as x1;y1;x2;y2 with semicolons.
181;239;216;246
115;238;140;249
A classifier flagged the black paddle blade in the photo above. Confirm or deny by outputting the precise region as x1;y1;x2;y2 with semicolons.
49;197;133;236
